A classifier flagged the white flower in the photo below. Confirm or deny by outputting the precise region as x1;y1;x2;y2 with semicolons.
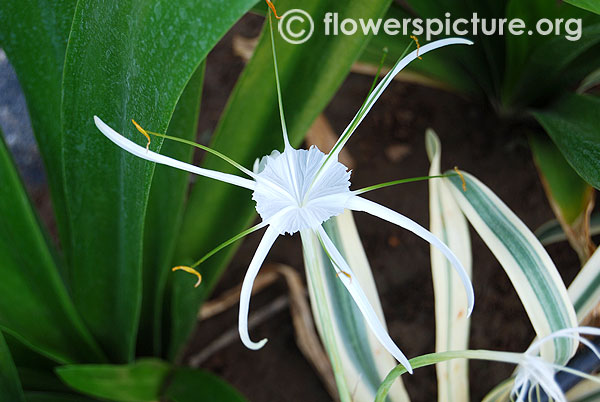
512;326;600;402
94;37;474;374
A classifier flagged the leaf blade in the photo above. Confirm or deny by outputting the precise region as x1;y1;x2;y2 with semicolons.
56;359;171;402
426;130;472;402
61;0;258;362
532;94;600;190
444;171;578;364
0;132;104;363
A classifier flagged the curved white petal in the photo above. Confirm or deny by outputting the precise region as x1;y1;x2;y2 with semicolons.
347;195;475;316
238;225;280;350
316;225;413;374
327;38;473;165
94;116;256;190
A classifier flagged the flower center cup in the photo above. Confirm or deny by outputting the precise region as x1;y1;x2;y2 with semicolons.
252;146;352;235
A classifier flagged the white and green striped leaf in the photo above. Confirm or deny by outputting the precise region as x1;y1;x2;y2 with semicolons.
426;130;472;402
444;171;578;364
568;248;600;323
301;211;410;402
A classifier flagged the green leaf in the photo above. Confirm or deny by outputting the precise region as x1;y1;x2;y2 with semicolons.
4;333;71;393
426;130;472;402
529;133;595;262
25;393;96;402
56;359;171;402
164;368;247;402
565;0;600;15
138;64;205;357
505;20;600;108
0;332;25;402
444;171;578;364
169;0;394;359
0;0;76;247
532;94;600;190
61;0;258;362
0;132;104;364
301;212;410;401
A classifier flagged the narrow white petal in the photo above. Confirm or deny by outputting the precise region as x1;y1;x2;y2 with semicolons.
328;38;473;162
316;225;413;374
94;116;256;190
347;195;475;316
238;225;279;350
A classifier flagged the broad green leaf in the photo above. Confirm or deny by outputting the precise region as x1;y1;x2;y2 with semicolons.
426;130;471;402
301;212;410;402
504;0;599;104
0;332;25;402
505;21;600;108
4;333;71;393
444;171;578;364
532;94;600;190
530;134;595;262
401;0;506;100
56;359;170;402
164;368;247;402
0;0;76;246
169;0;394;358
0;132;104;364
138;64;205;357
61;0;258;362
25;393;96;402
535;213;600;246
568;248;600;322
565;0;600;15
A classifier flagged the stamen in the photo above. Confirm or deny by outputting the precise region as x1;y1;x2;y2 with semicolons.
266;0;282;19
354;174;457;195
268;9;292;149
336;270;352;283
410;35;422;60
454;166;467;191
130;119;254;177
366;47;389;98
187;221;268;269
131;119;151;151
172;266;202;287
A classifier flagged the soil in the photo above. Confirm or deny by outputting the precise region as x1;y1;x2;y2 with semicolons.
187;13;590;402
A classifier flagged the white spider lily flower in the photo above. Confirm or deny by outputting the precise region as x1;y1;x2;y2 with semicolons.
94;36;475;374
511;326;600;402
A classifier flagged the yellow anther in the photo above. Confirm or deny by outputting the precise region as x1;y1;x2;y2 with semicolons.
131;119;151;152
410;35;422;60
336;270;352;283
266;0;282;19
172;266;202;288
454;166;467;192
